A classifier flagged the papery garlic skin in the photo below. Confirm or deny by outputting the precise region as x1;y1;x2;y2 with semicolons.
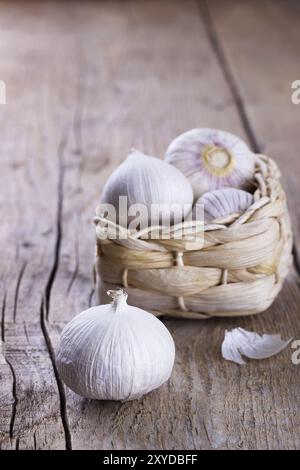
222;328;292;365
56;290;175;401
101;148;193;226
193;188;254;222
165;128;255;199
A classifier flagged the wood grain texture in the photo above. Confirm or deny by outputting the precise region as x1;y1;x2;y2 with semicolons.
0;0;299;450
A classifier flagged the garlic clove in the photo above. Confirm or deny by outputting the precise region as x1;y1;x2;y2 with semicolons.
165;128;255;199
222;328;292;365
193;188;254;222
56;289;175;401
101;148;194;227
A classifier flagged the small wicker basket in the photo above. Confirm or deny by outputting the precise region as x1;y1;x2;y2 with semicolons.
94;154;292;319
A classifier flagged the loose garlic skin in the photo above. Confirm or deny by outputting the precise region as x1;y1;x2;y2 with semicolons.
56;291;175;401
165;128;255;199
101;148;193;226
193;188;254;222
222;328;292;365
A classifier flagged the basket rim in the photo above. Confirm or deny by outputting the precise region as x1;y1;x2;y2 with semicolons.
94;153;286;248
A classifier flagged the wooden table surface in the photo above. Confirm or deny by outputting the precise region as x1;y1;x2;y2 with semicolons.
0;0;300;450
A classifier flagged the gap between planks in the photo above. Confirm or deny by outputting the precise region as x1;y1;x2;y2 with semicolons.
198;0;299;281
39;128;72;450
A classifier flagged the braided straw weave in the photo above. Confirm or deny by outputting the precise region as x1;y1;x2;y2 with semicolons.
94;154;292;319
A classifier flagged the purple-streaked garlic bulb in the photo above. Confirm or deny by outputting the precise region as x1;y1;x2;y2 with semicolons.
165;128;255;199
193;188;254;222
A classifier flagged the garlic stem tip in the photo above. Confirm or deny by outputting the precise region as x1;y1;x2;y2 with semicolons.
107;289;128;302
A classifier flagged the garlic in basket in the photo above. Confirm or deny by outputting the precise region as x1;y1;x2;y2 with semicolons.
165;128;255;198
193;188;254;222
56;290;175;401
101;148;193;226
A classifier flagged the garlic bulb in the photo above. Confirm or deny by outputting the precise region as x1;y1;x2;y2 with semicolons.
56;290;175;401
165;128;255;198
193;188;254;222
101;148;193;226
222;328;292;365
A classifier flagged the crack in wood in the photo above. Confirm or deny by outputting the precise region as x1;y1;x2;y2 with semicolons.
40;274;73;451
44;135;66;322
292;243;300;282
88;287;95;308
23;321;30;345
38;55;88;450
67;237;79;296
5;357;17;441
1;292;17;445
39;130;72;450
1;292;17;443
13;262;27;322
198;0;261;153
1;292;6;342
202;419;212;447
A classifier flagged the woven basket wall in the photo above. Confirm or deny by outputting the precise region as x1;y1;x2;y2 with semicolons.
94;154;293;319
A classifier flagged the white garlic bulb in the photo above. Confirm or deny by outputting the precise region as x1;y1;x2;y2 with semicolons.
101;148;193;226
56;290;175;401
193;188;254;222
165;128;255;199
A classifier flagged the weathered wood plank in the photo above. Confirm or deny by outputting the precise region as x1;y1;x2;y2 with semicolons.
0;0;78;449
47;0;300;450
44;0;252;450
0;0;299;450
204;0;300;449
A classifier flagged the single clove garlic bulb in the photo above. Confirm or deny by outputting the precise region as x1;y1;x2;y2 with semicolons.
101;148;193;226
56;290;175;401
222;328;292;365
193;188;254;222
165;128;255;199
